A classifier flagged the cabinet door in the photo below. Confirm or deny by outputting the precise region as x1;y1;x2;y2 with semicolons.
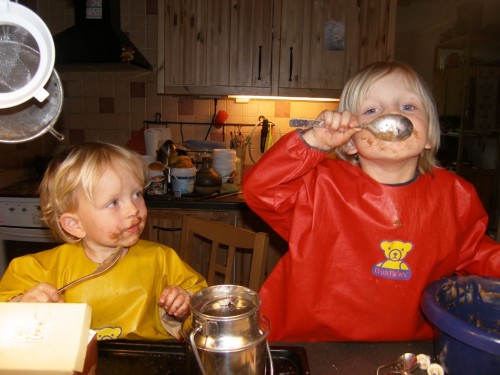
277;0;359;97
229;0;273;90
142;209;184;250
358;0;397;67
158;0;273;96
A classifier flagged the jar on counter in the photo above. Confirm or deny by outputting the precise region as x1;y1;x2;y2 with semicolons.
147;161;166;195
212;149;236;183
194;157;222;195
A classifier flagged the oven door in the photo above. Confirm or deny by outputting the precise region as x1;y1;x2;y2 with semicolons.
0;226;60;276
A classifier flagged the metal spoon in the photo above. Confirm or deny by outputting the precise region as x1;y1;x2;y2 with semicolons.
376;353;417;375
377;352;436;375
58;246;124;294
289;114;414;141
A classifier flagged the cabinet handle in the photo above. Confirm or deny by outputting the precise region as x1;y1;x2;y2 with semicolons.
258;45;262;80
152;226;182;232
288;47;293;82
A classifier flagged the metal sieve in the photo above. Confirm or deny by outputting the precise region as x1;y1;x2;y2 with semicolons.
0;69;64;143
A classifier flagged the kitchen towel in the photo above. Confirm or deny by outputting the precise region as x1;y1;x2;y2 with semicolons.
144;128;162;156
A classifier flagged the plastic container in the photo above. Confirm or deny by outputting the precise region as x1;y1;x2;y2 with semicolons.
171;167;196;197
420;275;500;375
212;149;236;183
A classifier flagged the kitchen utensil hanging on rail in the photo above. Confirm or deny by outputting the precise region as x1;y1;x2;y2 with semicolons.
248;115;282;164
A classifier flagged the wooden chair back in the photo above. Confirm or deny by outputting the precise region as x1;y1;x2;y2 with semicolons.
178;215;269;291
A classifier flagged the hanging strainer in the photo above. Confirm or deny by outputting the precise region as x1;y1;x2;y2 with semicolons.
0;68;64;143
0;0;55;108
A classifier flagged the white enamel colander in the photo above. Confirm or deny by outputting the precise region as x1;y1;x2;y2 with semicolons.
0;0;55;108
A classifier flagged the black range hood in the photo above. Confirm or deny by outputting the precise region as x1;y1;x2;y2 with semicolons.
53;0;153;71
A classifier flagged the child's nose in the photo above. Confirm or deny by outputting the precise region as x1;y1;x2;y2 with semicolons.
125;200;140;215
382;107;401;116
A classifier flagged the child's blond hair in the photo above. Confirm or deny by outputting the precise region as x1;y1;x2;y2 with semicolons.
39;143;147;242
335;61;441;174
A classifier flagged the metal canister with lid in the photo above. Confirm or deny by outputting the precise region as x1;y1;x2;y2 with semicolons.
181;285;273;375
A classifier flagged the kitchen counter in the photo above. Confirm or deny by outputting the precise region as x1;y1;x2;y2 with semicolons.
145;192;247;210
97;339;435;374
280;340;434;374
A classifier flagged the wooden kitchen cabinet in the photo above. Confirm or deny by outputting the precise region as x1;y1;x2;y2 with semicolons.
157;0;396;98
274;0;396;97
275;0;360;97
157;0;273;96
357;0;397;68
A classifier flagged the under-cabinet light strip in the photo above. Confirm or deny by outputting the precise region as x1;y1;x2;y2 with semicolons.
228;95;338;103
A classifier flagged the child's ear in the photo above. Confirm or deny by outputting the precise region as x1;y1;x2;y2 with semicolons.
345;140;358;155
59;213;86;239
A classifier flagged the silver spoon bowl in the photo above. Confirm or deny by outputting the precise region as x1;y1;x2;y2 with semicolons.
289;114;414;141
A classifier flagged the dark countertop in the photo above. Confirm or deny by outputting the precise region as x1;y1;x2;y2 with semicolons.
280;340;434;374
145;192;248;210
97;339;435;375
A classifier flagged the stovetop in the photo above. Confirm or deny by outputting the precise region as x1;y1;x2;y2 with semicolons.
0;181;44;228
0;181;247;214
0;180;41;198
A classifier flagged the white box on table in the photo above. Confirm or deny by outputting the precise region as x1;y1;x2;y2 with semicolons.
0;303;96;374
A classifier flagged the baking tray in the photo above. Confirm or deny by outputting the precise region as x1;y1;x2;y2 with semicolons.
97;339;310;375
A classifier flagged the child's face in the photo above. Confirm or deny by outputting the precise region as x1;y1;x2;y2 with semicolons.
72;166;147;252
349;71;431;163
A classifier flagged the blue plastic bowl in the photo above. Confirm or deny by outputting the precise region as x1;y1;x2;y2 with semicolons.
421;276;500;375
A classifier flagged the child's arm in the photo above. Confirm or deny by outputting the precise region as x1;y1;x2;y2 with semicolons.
302;110;361;150
242;110;358;241
156;250;207;320
452;178;500;277
9;282;63;303
157;285;190;319
458;235;500;276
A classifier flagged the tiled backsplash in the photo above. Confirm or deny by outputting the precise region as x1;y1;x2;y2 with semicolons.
0;0;337;184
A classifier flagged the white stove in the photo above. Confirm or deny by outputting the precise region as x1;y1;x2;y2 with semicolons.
0;196;46;228
0;183;60;275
